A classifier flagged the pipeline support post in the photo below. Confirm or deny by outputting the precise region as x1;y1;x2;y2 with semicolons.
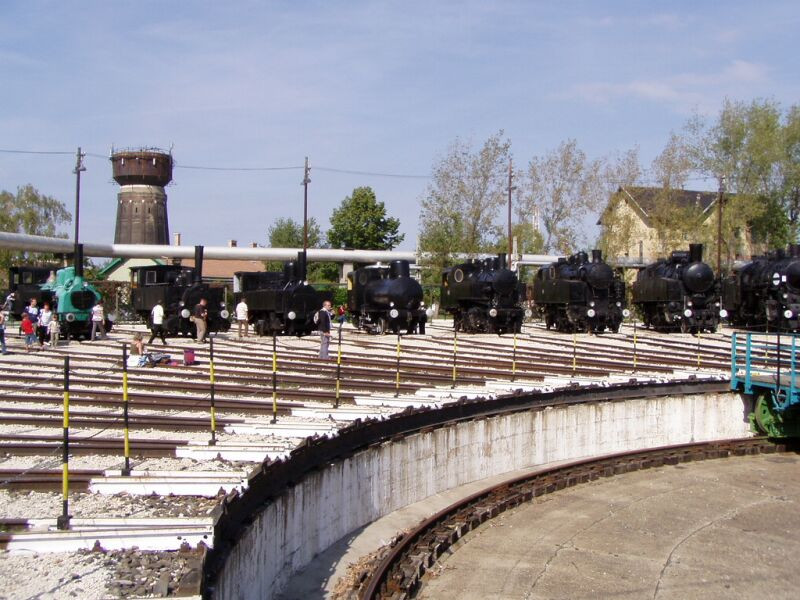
121;343;131;476
57;356;71;530
271;333;278;423
209;337;217;445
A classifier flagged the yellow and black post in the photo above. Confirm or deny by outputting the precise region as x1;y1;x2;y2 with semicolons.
633;319;638;373
395;333;401;398
334;324;342;409
121;343;131;476
209;337;217;445
451;327;458;389
271;333;278;423
511;332;518;382
57;356;71;530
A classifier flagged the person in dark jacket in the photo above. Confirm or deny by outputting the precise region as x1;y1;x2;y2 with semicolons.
317;300;333;359
193;298;209;343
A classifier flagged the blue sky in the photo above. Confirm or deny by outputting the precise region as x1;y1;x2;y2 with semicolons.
1;1;798;250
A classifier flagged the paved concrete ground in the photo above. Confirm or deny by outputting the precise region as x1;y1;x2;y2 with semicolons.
418;453;800;600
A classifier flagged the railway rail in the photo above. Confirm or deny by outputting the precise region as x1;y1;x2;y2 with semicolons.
359;436;795;600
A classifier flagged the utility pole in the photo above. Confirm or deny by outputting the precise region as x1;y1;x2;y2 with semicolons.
506;160;516;261
301;156;310;281
73;147;86;246
717;175;726;275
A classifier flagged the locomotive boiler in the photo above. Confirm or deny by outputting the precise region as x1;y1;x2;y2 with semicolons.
348;260;424;334
130;246;230;337
440;254;525;334
532;249;627;333
632;243;722;333
233;252;331;336
721;244;800;331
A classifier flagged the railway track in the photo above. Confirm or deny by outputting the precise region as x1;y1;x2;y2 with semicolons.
358;437;792;600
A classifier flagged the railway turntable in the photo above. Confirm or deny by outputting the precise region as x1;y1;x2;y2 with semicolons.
731;332;800;437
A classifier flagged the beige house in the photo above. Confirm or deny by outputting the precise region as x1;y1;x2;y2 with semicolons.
597;186;749;264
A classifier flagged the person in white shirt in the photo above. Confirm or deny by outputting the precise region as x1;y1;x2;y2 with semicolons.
90;300;107;341
235;298;249;338
148;300;168;345
48;315;60;348
37;303;53;347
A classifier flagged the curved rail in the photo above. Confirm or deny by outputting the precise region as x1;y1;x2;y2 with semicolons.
359;437;793;599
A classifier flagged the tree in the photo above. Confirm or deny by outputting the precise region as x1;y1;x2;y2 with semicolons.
522;139;603;254
265;217;338;282
0;184;71;286
327;187;404;250
418;131;512;281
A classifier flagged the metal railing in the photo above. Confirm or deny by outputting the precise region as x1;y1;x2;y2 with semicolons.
731;331;800;411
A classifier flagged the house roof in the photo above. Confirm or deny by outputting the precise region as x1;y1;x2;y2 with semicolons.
97;257;164;278
598;186;719;226
181;258;266;279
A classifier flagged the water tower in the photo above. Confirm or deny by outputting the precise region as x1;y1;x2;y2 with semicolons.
111;148;172;244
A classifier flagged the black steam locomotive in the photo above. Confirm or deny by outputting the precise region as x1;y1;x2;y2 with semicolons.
130;246;230;337
233;252;331;336
533;250;627;333
633;244;721;333
440;255;525;334
347;260;424;334
721;244;800;331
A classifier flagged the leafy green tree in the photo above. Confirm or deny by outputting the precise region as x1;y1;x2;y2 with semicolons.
0;184;71;286
327;186;404;250
265;217;338;282
418;131;512;282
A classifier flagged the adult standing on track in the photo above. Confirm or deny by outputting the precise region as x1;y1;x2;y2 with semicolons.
317;300;333;359
0;310;8;354
193;298;209;343
148;299;167;345
236;297;249;338
90;300;107;341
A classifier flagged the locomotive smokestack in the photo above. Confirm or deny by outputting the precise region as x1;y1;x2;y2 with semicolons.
284;260;297;281
389;260;410;279
592;249;602;263
194;245;204;283
74;243;84;278
498;253;507;269
296;251;307;281
689;243;703;263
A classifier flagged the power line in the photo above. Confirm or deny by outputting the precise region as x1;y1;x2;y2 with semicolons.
313;166;430;179
0;148;73;156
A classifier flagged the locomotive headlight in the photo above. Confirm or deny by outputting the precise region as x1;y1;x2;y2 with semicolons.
784;293;789;299
389;302;395;307
587;308;596;318
524;308;533;318
287;311;297;320
489;308;498;317
425;308;434;318
684;309;693;318
589;301;595;307
389;308;399;319
179;301;185;307
784;309;794;319
107;313;117;322
715;301;720;307
615;301;621;307
622;309;631;318
220;302;225;307
719;309;729;319
65;312;76;322
220;310;230;319
687;301;693;307
181;309;191;319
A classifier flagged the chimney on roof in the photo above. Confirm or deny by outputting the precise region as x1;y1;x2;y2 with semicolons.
250;242;258;248
228;240;238;247
173;232;181;246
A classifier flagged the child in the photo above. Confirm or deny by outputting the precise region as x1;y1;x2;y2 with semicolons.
48;314;60;348
21;313;36;352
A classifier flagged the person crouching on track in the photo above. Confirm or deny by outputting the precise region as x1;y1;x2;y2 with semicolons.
193;298;209;343
236;297;249;338
91;300;107;341
317;300;333;359
21;313;36;352
148;300;168;345
48;314;60;348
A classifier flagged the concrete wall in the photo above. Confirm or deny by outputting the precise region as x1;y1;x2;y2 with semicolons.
214;390;751;600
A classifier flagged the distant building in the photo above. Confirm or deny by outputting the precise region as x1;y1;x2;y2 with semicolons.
97;257;165;282
597;186;749;263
